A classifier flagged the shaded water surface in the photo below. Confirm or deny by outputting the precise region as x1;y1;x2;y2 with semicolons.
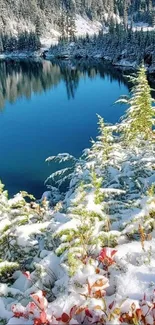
0;59;129;197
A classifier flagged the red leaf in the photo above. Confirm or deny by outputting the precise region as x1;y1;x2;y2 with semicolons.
92;278;108;288
12;305;25;318
40;310;47;322
85;308;92;318
111;249;117;257
75;306;86;315
13;312;24;318
22;271;31;280
109;301;115;310
94;289;102;298
61;312;70;323
136;308;142;319
87;280;91;295
99;248;117;262
34;319;42;325
70;305;77;318
31;291;48;311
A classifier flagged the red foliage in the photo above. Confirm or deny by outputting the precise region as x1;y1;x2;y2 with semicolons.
98;247;117;269
120;294;155;325
85;308;93;318
34;311;49;325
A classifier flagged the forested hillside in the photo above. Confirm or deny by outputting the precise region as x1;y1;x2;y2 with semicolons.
1;0;155;38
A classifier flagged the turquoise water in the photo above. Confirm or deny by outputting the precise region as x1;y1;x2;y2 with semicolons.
0;60;128;198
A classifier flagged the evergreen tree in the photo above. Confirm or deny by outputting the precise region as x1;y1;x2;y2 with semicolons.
35;16;42;37
117;66;155;142
65;0;76;41
2;34;10;52
8;36;18;52
109;0;114;13
18;31;27;51
148;0;153;12
90;115;113;164
59;1;66;40
28;32;41;51
123;0;128;30
152;9;155;26
0;35;4;52
69;14;76;40
109;16;115;34
17;31;41;51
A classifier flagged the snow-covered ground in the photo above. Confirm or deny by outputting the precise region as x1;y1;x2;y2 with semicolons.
39;15;104;49
40;15;104;49
0;106;155;324
132;21;155;32
75;15;103;37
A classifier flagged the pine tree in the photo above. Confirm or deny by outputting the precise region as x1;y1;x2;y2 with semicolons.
35;16;42;37
65;0;76;41
2;33;11;52
0;34;4;52
89;115;113;164
129;0;134;28
18;31;27;51
109;0;114;13
28;32;41;51
69;14;76;41
117;66;155;143
148;0;153;12
123;0;128;30
8;36;18;52
152;10;155;26
109;16;115;34
59;1;66;41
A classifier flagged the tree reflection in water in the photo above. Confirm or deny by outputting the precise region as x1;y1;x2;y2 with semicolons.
0;59;130;110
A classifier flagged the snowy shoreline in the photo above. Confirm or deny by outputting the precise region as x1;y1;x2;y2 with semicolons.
0;51;42;60
44;52;155;74
1;50;155;75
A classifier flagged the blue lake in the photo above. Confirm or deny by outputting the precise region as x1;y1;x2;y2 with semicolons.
0;60;129;198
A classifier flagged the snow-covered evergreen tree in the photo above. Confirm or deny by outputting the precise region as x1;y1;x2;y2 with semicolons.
117;66;155;143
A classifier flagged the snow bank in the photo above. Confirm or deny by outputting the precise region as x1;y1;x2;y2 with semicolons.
75;15;103;37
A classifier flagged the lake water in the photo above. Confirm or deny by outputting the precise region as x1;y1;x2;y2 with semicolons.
0;59;129;198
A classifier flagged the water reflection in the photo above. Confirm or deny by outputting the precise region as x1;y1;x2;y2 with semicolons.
0;59;129;109
0;60;62;109
0;59;130;197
